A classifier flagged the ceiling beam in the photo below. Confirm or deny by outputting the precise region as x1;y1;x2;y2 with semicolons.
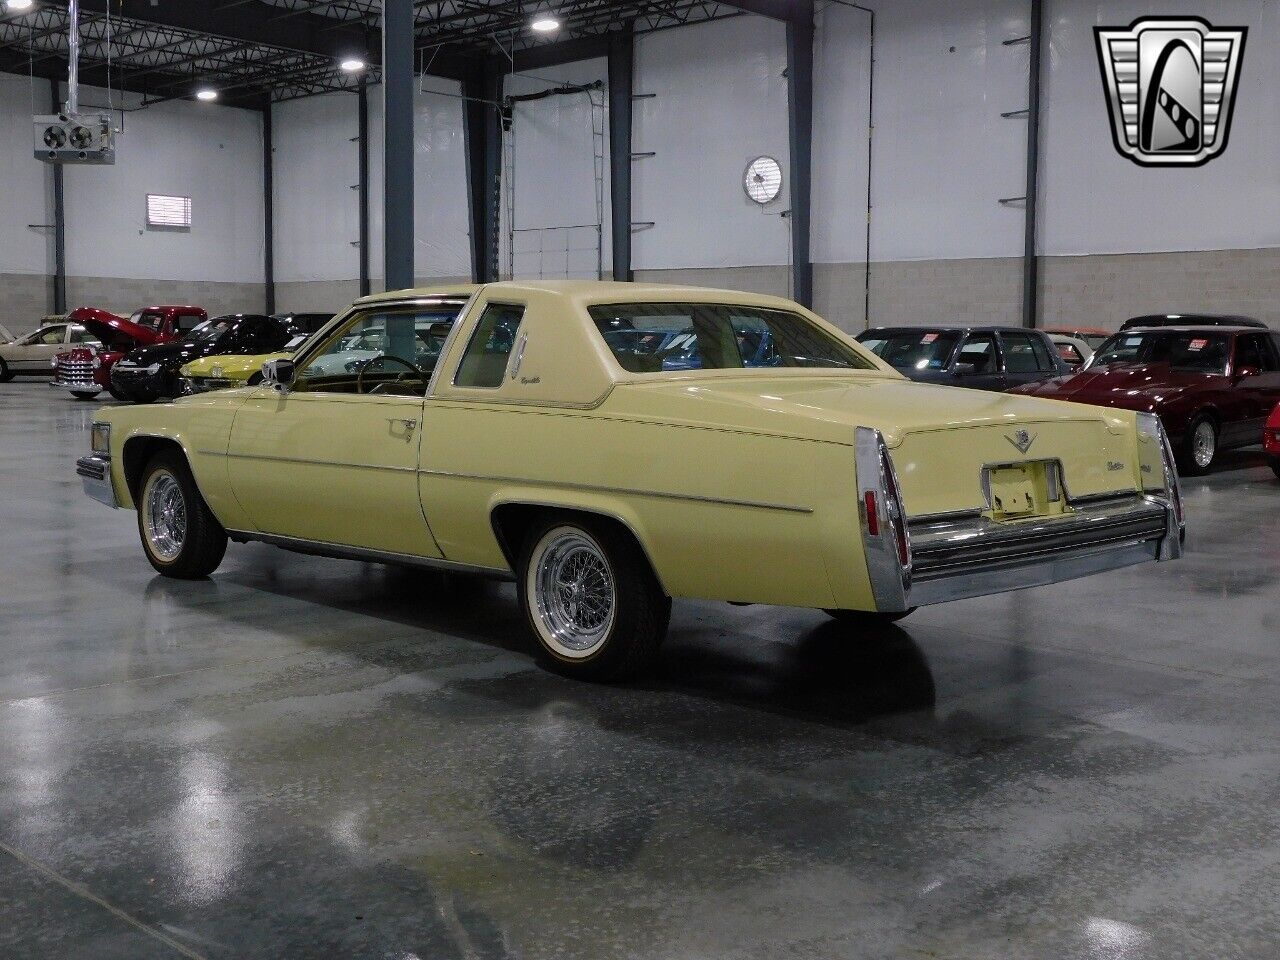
714;0;805;22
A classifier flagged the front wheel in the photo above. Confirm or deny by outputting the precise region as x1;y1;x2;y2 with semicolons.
824;608;916;625
137;451;227;578
107;384;130;401
70;391;99;401
517;516;670;682
1180;414;1218;476
0;358;12;382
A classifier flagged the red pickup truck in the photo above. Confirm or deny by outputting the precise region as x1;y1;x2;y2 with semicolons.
52;305;207;399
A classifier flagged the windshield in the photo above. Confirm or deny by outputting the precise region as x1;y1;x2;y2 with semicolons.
1090;331;1231;373
856;330;960;370
588;303;874;373
183;318;234;344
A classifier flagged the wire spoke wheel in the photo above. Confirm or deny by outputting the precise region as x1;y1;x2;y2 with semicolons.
142;469;187;563
533;529;616;658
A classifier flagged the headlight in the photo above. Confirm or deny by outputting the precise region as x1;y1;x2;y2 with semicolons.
50;357;58;368
146;363;162;375
90;422;110;455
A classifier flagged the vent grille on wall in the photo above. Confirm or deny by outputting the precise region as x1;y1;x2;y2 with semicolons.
146;194;192;229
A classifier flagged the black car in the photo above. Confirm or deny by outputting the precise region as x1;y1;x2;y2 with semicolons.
272;312;334;337
111;313;299;402
1120;313;1269;331
855;326;1070;391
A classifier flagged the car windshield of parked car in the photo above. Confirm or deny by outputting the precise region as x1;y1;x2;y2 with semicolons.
182;318;235;345
856;331;960;370
588;303;874;373
295;304;465;394
1090;331;1231;373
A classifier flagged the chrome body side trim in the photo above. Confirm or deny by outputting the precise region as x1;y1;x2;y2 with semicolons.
419;468;814;514
221;451;418;473
76;455;119;508
226;529;514;580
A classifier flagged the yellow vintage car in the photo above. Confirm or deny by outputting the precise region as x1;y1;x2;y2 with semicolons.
78;282;1184;680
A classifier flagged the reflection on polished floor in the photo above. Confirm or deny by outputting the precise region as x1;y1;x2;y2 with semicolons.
2;381;1279;959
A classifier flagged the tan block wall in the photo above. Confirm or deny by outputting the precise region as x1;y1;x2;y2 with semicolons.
64;276;267;322
0;273;57;335
274;276;472;315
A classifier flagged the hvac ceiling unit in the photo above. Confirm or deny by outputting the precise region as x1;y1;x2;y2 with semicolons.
34;112;116;164
33;0;116;165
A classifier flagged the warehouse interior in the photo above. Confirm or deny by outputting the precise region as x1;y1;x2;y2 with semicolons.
1;1;1279;958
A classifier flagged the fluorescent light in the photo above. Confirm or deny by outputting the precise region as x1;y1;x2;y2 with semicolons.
5;0;36;11
339;57;366;73
195;88;218;102
530;14;560;32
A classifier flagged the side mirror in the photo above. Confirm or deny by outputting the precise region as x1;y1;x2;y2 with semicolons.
1234;365;1261;381
262;358;295;390
953;362;978;376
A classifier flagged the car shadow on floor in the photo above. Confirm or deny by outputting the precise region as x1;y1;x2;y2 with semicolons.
206;557;938;730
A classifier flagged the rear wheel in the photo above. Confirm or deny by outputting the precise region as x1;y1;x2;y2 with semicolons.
1180;414;1217;476
824;608;916;625
0;358;12;382
107;384;129;401
517;515;670;682
137;451;227;578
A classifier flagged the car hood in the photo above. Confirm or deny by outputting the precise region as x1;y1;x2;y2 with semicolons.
67;307;163;347
121;339;214;367
181;351;284;378
1010;362;1217;408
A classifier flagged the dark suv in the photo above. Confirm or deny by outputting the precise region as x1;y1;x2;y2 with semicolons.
855;326;1069;391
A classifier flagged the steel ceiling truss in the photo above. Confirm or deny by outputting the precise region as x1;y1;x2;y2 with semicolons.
0;0;748;107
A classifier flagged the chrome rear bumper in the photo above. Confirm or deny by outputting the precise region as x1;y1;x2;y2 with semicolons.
904;495;1179;607
76;455;119;508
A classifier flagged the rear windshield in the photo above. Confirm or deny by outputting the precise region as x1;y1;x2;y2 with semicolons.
1091;331;1231;373
856;330;959;370
131;310;165;331
588;303;874;373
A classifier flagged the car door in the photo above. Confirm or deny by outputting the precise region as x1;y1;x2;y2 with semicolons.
8;325;67;371
999;330;1061;389
950;331;1006;391
1231;333;1280;442
225;304;457;558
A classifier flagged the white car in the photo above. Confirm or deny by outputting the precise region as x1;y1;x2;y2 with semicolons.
1047;332;1094;370
0;321;100;381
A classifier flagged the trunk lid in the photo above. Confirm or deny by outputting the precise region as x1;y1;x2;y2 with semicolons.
608;373;1138;516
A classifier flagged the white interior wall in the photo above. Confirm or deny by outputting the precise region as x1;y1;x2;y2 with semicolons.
61;85;264;284
0;75;53;278
366;76;472;284
1039;0;1280;256
273;92;360;284
499;58;612;280
632;16;790;272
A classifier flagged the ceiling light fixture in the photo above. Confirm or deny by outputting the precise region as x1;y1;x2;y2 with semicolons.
530;14;560;33
339;57;366;73
195;88;218;102
5;0;36;12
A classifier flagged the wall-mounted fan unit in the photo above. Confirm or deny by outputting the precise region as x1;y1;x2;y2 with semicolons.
743;156;782;205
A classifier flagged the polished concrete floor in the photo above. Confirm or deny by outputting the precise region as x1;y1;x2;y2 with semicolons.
2;379;1279;960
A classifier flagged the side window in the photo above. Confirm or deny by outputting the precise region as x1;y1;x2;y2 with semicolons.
1055;343;1082;365
955;332;998;374
454;304;525;389
1001;332;1042;373
39;326;65;345
1235;335;1268;372
1255;334;1280;372
176;314;203;332
1029;334;1056;371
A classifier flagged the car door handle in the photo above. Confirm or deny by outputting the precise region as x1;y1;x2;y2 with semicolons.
387;417;417;431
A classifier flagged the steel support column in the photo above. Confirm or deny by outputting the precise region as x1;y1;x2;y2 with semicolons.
263;97;276;314
382;0;414;291
50;79;66;314
1021;0;1044;328
358;80;371;297
786;3;815;308
462;69;503;283
607;32;634;282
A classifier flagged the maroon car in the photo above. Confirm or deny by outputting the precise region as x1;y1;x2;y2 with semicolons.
1011;326;1280;475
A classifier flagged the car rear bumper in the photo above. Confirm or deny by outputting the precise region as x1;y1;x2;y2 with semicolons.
901;495;1180;607
76;455;119;508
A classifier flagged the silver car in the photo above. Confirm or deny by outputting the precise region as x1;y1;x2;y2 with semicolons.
0;321;100;381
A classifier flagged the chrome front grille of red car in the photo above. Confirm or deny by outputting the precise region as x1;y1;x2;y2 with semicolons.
53;358;96;387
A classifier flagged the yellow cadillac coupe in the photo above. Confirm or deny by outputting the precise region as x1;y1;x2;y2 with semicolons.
78;282;1185;680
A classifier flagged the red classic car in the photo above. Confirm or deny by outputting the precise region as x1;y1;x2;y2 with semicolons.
1265;402;1280;479
51;305;207;400
1011;326;1280;475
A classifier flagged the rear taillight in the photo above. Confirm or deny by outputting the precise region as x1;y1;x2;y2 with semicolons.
880;446;911;568
863;491;879;536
